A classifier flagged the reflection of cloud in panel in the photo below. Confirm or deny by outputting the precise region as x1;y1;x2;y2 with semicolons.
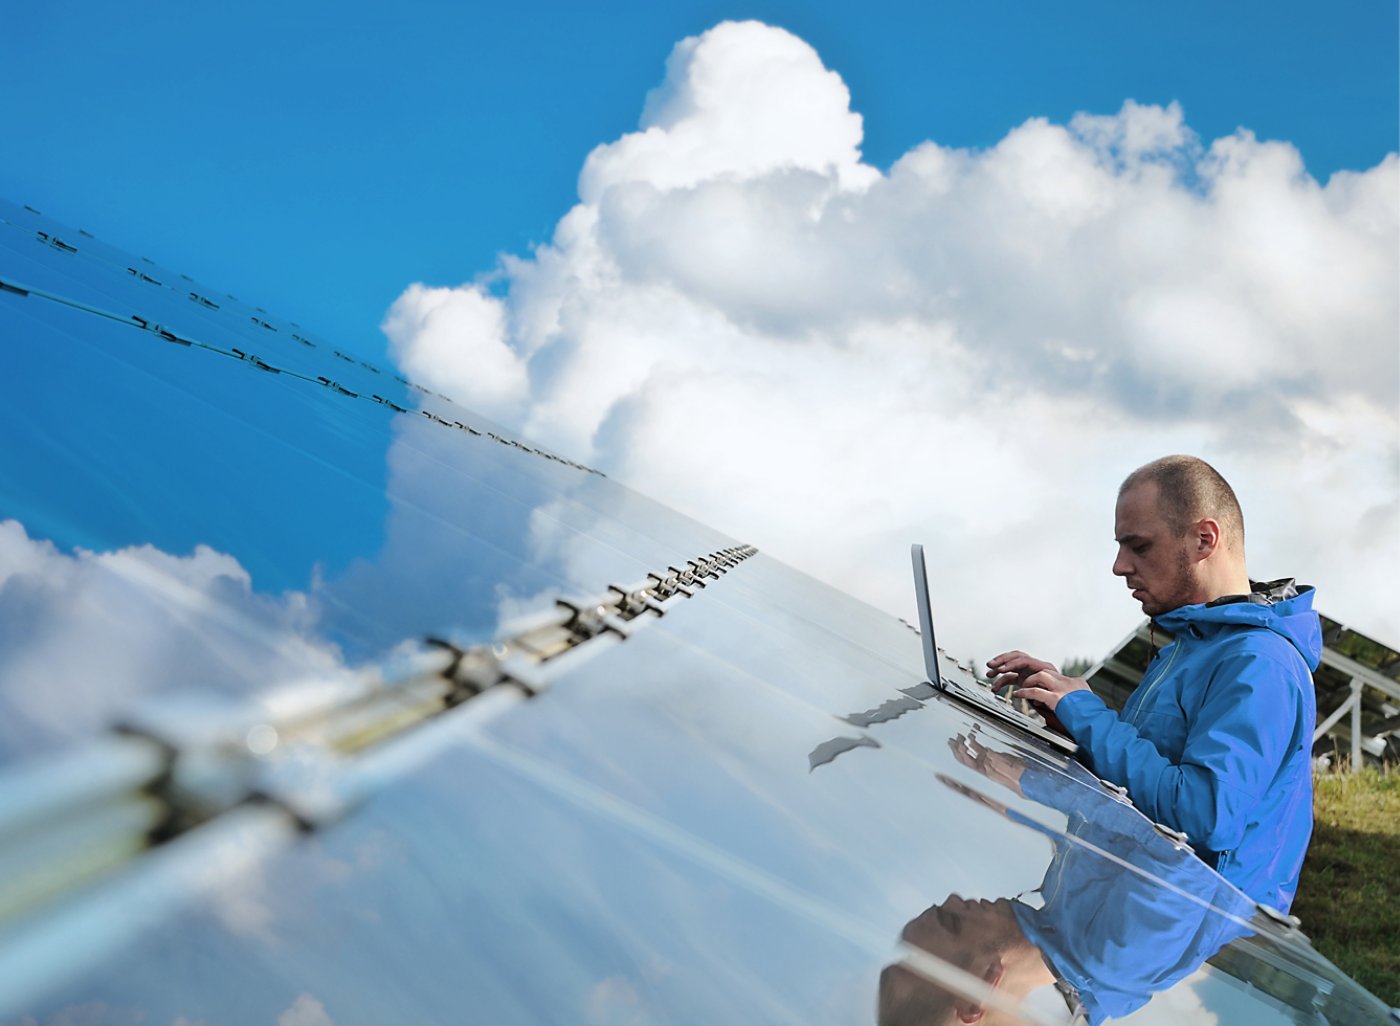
1119;972;1224;1026
586;976;646;1026
204;825;405;949
387;19;1399;661
0;519;355;764
314;413;549;651
277;993;333;1026
329;412;708;644
520;497;643;594
486;499;598;631
204;852;279;946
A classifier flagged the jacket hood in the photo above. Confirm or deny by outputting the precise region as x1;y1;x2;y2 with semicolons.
1155;580;1322;672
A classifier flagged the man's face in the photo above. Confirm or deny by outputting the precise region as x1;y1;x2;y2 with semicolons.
899;894;1017;966
1113;481;1201;616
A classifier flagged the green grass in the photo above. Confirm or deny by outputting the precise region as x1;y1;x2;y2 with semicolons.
1292;765;1400;1006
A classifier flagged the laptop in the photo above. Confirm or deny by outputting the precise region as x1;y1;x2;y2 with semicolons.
911;543;1077;754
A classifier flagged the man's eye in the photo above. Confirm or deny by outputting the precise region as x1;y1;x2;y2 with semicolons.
1132;544;1150;556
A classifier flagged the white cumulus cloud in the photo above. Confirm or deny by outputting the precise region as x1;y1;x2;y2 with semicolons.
384;20;1399;662
382;282;525;421
581;20;877;198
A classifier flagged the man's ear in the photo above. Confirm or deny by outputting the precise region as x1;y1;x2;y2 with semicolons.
954;957;1006;1023
954;1000;985;1025
1193;518;1221;560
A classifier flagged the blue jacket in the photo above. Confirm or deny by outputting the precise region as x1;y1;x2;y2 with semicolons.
1015;765;1254;1024
1056;581;1320;912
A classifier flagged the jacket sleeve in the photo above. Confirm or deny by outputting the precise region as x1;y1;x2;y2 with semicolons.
1054;649;1309;852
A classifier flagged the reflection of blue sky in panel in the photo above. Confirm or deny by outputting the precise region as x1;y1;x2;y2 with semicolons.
0;207;394;588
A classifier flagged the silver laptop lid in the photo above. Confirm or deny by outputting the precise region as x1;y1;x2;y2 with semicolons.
910;543;942;685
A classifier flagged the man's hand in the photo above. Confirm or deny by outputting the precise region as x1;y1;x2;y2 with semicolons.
948;732;1026;796
986;651;1091;736
986;650;1056;690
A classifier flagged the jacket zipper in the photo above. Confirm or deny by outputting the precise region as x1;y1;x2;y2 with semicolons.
1127;639;1183;727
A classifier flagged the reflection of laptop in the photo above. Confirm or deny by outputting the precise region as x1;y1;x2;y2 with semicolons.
911;544;1077;754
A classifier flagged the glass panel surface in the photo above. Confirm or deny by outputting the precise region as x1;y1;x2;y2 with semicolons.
718;552;932;680
641;568;1103;798
477;620;1374;1023
12;732;982;1026
0;202;413;401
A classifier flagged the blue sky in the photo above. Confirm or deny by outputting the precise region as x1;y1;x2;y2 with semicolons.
3;0;1395;363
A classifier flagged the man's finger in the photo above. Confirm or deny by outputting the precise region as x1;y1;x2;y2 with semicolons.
986;651;1028;671
1025;669;1072;692
1013;686;1055;708
990;653;1056;677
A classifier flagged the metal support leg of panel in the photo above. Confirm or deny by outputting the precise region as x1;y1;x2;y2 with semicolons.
1314;684;1359;746
1350;679;1363;773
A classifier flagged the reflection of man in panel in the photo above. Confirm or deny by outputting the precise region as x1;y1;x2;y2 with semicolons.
987;455;1319;912
878;894;1058;1026
877;760;1255;1026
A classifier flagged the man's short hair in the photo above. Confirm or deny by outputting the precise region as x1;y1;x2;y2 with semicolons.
877;964;957;1026
1120;455;1245;550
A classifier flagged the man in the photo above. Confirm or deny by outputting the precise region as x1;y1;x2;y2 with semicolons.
878;767;1257;1025
986;455;1320;913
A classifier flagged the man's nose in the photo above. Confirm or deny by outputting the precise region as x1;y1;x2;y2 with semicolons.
1112;550;1131;577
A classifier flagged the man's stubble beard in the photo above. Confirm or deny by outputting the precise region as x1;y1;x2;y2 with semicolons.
1143;543;1198;618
